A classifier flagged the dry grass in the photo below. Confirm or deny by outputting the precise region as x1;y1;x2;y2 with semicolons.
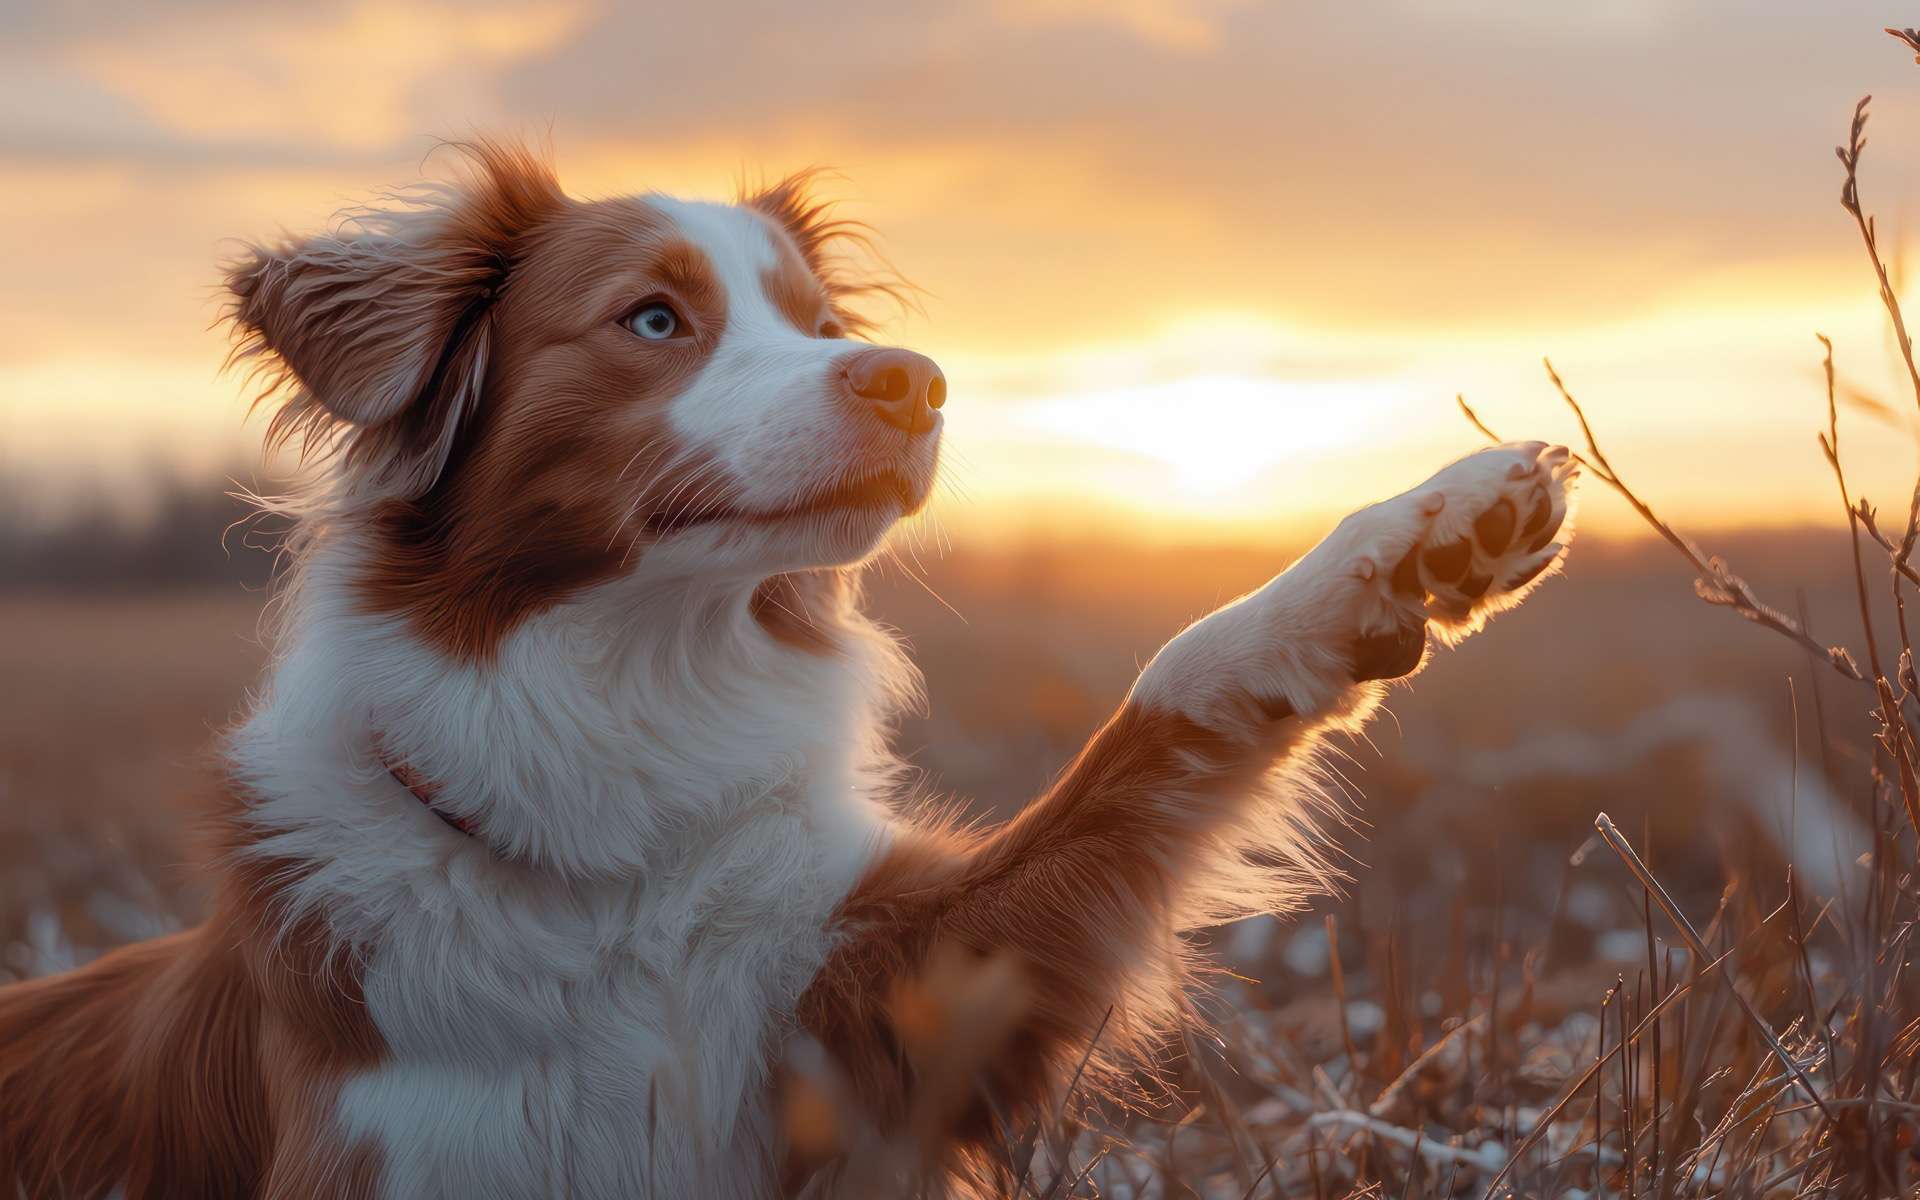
6;32;1920;1200
1;539;1887;1197
0;592;263;968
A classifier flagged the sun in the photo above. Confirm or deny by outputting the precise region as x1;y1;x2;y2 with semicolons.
1014;372;1398;495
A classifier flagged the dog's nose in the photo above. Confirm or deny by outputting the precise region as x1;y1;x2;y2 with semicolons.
842;348;946;435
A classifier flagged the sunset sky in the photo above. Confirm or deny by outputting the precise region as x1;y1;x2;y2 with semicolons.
5;1;1920;542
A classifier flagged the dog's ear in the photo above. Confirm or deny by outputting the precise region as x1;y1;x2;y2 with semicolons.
225;140;564;498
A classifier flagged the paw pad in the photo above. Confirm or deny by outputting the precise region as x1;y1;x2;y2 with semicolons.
1412;444;1575;634
1351;622;1428;682
1421;537;1473;584
1474;498;1515;556
1349;442;1578;679
1524;486;1565;552
1390;546;1423;596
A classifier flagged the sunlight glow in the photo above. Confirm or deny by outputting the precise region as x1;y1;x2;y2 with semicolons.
6;2;1920;545
1015;373;1397;493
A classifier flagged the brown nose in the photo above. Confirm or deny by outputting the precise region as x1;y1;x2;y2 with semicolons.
842;347;946;435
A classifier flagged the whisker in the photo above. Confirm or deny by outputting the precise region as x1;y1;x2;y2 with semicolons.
887;543;968;626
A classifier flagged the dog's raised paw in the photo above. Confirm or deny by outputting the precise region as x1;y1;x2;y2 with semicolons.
1346;441;1577;680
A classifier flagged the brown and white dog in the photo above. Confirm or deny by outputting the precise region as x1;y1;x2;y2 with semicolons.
0;142;1576;1198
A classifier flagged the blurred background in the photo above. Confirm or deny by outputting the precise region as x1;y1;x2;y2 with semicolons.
1;1;1914;1041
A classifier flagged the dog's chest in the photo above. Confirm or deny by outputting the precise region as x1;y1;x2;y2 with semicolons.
334;805;864;1200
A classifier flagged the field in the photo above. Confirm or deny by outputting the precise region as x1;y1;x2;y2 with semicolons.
2;514;1909;1194
7;39;1920;1195
0;528;1869;961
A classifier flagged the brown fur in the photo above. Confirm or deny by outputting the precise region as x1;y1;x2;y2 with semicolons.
743;172;902;339
227;140;568;502
0;787;384;1198
751;570;855;653
760;239;837;338
788;700;1302;1190
349;215;737;661
228;147;759;663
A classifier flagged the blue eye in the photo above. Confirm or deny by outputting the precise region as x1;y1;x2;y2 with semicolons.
625;302;681;340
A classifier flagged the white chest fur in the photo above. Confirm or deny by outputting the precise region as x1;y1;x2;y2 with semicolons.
226;549;913;1199
335;777;863;1200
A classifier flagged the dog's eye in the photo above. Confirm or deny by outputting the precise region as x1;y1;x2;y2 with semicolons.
625;302;683;341
818;319;845;340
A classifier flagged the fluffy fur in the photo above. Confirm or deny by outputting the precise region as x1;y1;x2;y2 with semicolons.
0;142;1576;1198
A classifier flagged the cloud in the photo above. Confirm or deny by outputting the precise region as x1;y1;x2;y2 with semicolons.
992;0;1252;53
5;0;1915;347
5;0;1920;536
54;0;586;151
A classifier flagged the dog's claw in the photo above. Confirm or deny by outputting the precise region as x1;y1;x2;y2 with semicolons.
1505;546;1561;590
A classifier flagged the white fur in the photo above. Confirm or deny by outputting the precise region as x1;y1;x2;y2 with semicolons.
227;530;912;1198
651;197;940;573
654;197;857;508
1121;443;1575;939
1135;443;1574;726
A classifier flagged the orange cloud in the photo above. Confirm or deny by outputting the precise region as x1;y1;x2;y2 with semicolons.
5;1;1920;540
992;0;1251;52
62;0;586;149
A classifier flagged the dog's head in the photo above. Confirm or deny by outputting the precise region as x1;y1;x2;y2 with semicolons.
226;142;941;658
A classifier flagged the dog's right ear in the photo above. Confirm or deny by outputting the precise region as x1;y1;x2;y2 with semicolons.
224;141;564;498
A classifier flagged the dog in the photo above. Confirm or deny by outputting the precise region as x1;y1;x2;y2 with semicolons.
0;141;1576;1198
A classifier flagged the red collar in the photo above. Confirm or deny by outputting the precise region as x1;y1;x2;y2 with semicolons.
380;750;485;841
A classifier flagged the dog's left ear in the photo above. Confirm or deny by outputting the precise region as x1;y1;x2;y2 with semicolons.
225;140;564;498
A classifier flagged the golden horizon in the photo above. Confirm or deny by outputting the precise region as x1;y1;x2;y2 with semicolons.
4;2;1920;545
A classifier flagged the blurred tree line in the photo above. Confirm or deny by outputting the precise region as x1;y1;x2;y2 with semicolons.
0;471;276;592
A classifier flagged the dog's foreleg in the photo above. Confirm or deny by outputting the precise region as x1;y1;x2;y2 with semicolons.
791;444;1577;1180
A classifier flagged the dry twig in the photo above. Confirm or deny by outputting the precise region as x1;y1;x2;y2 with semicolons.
1458;381;1867;683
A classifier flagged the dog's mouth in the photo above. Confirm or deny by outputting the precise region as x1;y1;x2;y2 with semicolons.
642;469;926;536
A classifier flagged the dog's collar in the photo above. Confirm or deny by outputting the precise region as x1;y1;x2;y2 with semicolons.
378;747;486;842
